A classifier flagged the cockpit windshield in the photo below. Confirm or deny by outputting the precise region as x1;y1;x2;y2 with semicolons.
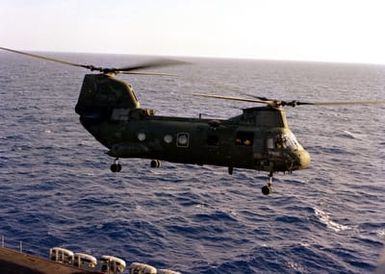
271;131;303;150
283;132;303;150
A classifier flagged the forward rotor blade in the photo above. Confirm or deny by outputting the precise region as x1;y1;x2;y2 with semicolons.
241;92;385;107
194;92;385;108
193;93;272;105
0;46;92;70
296;100;385;106
238;92;273;102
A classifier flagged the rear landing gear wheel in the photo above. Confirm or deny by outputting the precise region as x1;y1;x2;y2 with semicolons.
261;172;273;195
110;158;122;173
150;159;161;168
228;167;233;175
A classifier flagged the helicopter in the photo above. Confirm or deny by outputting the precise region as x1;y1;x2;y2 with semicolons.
1;46;384;195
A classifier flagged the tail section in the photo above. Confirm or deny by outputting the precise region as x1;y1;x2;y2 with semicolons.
75;74;140;119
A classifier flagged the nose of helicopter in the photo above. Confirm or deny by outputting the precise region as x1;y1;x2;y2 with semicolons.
297;149;311;170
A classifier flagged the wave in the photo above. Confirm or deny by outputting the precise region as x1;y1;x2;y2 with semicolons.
313;207;351;232
336;130;365;141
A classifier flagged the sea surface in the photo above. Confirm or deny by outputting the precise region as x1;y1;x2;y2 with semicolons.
0;51;384;273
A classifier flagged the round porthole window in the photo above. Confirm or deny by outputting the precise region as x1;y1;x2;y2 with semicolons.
177;134;189;146
163;135;173;144
137;133;146;141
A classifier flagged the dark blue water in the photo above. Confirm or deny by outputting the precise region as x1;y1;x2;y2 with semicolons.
1;52;385;273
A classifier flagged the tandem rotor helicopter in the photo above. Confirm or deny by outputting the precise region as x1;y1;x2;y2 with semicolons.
1;46;384;195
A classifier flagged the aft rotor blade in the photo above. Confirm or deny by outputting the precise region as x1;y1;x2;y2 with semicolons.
120;71;178;76
0;46;93;70
193;93;272;105
116;59;188;72
0;46;186;74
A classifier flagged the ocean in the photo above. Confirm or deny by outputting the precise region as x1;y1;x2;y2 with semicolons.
0;51;384;273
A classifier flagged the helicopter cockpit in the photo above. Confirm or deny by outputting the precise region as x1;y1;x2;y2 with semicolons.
265;130;310;174
269;131;304;151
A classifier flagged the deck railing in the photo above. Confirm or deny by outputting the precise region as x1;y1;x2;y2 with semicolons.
0;235;33;254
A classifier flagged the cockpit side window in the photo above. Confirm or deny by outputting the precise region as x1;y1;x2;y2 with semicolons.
235;131;254;146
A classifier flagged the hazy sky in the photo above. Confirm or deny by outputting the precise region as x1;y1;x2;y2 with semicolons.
1;0;385;64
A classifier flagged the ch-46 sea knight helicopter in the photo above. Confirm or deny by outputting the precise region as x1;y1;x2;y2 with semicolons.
2;46;384;195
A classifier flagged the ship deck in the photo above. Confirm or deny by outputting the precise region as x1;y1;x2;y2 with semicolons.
0;247;98;274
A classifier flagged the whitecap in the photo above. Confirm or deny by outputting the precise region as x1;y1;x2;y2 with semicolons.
376;229;385;239
340;130;364;140
194;204;205;209
314;207;351;232
287;261;306;272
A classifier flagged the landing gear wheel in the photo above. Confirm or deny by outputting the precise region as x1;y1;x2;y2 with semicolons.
228;167;233;175
261;185;272;195
261;171;274;195
150;159;161;168
110;163;122;172
110;158;122;173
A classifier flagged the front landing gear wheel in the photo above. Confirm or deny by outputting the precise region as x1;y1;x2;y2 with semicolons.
110;163;122;172
110;158;122;173
261;185;272;195
261;172;274;195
